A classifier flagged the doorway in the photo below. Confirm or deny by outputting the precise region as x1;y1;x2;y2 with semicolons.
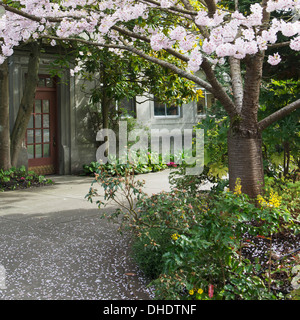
26;75;58;175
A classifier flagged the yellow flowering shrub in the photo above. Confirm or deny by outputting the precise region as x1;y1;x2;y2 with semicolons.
257;190;281;208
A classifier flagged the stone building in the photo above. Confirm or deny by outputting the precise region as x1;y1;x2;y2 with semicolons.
9;48;214;175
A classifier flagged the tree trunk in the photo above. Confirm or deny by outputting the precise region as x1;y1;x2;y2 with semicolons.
228;128;264;199
227;52;265;199
10;42;40;167
0;60;11;170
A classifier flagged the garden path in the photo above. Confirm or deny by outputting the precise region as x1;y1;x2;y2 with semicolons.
0;170;172;300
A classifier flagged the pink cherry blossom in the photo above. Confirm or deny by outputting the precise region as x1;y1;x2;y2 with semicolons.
150;33;170;51
169;26;186;41
280;21;298;37
0;0;298;73
267;52;282;65
187;48;203;72
160;0;172;8
290;36;300;51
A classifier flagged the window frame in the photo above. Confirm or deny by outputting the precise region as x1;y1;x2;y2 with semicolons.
116;97;137;118
196;88;214;116
153;99;181;119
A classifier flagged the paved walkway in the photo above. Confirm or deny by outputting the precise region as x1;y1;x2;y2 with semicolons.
0;170;171;300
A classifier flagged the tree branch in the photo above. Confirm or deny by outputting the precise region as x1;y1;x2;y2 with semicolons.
118;39;214;92
42;34;213;92
204;0;217;18
138;0;197;16
201;57;237;118
258;98;300;132
267;41;291;49
0;2;65;22
229;56;243;113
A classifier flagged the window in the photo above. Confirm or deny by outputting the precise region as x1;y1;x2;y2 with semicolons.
118;98;136;117
37;76;55;88
197;89;215;115
154;100;180;117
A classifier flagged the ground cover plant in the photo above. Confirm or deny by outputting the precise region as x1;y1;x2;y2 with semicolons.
81;150;175;177
0;166;53;191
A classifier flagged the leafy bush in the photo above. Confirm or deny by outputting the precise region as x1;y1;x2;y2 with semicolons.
151;185;297;300
264;177;300;219
82;151;168;177
0;166;53;191
259;80;300;180
87;167;299;300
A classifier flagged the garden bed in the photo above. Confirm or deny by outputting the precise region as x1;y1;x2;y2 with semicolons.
241;229;300;296
0;166;53;191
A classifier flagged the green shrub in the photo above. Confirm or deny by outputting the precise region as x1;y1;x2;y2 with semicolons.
131;228;173;279
0;166;53;191
82;151;168;177
87;165;299;300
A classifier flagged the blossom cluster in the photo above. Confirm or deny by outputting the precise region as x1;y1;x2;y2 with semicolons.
0;0;299;72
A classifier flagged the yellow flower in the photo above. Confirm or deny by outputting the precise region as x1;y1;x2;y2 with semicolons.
257;194;267;206
171;233;180;241
234;178;242;195
189;289;194;295
197;288;203;294
269;190;281;208
257;190;281;208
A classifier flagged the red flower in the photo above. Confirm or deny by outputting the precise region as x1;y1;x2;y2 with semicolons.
166;162;177;167
208;284;214;298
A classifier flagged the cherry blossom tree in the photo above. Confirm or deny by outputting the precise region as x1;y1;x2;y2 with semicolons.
0;0;299;197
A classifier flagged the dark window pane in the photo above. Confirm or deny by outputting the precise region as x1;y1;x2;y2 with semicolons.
43;114;50;128
35;100;42;113
154;101;166;116
43;129;50;143
38;77;45;87
35;115;42;128
166;105;179;116
35;144;42;158
46;78;54;88
43;144;50;157
197;97;206;114
119;98;136;117
43;100;49;113
35;129;42;143
27;130;34;144
27;145;34;159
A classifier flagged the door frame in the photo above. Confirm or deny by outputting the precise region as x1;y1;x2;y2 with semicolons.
27;74;59;175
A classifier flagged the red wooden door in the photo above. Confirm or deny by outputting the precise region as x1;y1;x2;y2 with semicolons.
26;76;58;175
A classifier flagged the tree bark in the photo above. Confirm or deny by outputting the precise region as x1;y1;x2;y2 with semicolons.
10;42;40;167
228;128;264;198
228;52;265;198
229;57;243;113
100;60;110;157
0;60;11;170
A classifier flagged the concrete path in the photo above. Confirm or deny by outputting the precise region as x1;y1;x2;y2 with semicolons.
0;170;171;300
